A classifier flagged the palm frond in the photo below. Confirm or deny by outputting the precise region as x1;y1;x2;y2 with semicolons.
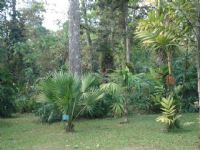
100;82;122;95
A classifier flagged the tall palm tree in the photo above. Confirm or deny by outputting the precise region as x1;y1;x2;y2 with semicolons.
136;11;178;71
136;1;184;87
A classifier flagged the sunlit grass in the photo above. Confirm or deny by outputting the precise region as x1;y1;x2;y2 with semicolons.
0;113;199;150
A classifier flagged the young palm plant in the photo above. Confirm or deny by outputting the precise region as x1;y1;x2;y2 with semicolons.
101;66;144;123
100;82;125;117
156;96;181;132
38;71;104;132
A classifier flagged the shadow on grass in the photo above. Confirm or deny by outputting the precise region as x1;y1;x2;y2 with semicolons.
161;128;193;134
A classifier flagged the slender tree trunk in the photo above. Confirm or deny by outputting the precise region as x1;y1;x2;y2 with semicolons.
183;48;189;84
125;2;130;64
167;51;172;75
68;0;81;77
124;100;129;123
120;99;129;124
196;26;200;121
122;0;130;64
11;0;17;22
197;41;200;128
196;0;200;121
196;33;200;109
196;2;200;145
81;0;95;71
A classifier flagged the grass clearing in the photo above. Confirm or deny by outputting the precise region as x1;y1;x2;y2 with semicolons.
0;113;199;150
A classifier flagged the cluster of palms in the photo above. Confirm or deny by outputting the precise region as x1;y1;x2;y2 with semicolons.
135;0;195;130
38;67;145;132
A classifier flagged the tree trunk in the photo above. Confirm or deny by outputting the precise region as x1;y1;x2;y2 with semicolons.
123;100;129;123
81;0;95;71
122;0;130;64
65;121;74;132
196;21;200;147
156;49;166;67
68;0;81;76
120;100;129;124
183;48;189;84
196;1;200;121
167;51;172;75
194;1;200;145
196;29;200;110
11;0;17;22
196;26;200;122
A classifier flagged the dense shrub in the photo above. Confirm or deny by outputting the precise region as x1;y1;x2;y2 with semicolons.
81;99;110;118
129;69;165;113
35;102;61;123
0;68;16;117
173;56;198;112
15;96;38;113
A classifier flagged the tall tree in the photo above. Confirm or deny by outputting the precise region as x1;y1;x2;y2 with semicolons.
121;0;130;63
68;0;81;76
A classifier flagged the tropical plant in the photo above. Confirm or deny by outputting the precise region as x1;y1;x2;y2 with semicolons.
35;102;61;123
0;67;16;117
101;82;125;117
15;97;37;113
136;1;183;80
101;66;145;123
38;71;104;131
156;96;181;131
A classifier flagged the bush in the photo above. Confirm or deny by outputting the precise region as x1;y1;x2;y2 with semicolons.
15;96;38;113
129;69;165;113
0;68;16;117
35;102;61;123
173;56;198;112
36;71;104;129
81;99;110;118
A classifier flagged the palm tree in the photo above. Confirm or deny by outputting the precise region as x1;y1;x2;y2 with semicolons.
39;71;104;132
136;2;182;78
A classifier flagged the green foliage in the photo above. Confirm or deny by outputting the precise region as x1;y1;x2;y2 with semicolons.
0;0;198;121
37;71;104;126
0;67;16;117
173;55;198;112
15;97;37;113
128;68;164;113
156;96;181;131
101;82;125;117
35;102;61;123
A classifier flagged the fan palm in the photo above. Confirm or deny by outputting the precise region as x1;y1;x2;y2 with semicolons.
39;71;104;132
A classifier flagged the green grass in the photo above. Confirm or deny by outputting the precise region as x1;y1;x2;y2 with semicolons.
0;113;199;150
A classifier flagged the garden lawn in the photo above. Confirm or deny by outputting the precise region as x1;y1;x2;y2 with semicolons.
0;113;199;150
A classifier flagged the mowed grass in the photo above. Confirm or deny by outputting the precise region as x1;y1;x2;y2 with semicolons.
0;113;199;150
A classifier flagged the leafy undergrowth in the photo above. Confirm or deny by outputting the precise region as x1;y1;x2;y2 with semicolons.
0;113;199;150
